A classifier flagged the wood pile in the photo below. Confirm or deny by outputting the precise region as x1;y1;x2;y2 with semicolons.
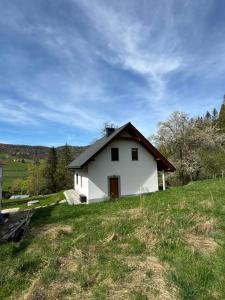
0;211;33;243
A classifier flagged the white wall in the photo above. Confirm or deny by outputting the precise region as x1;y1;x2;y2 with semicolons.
87;138;158;203
73;166;89;199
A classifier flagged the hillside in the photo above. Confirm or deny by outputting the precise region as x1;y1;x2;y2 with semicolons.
0;143;88;160
0;143;88;192
1;179;225;299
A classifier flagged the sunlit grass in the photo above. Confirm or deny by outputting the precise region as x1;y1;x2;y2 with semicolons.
1;179;225;299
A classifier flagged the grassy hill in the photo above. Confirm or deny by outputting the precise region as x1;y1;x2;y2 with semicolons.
1;179;225;299
3;160;29;191
0;143;88;192
0;143;87;160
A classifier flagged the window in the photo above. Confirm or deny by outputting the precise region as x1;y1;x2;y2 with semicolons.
111;148;119;161
76;173;78;185
132;148;138;161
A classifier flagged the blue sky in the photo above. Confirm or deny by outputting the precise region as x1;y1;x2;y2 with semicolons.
0;0;225;146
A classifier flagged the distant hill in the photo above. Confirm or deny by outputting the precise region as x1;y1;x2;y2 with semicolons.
0;143;88;161
0;143;89;193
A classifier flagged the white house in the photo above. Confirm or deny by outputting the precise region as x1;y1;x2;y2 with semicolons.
68;122;175;204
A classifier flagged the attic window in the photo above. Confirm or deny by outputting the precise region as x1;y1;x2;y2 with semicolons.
132;148;138;161
111;148;119;161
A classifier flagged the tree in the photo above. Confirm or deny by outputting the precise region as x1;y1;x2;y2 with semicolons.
205;111;211;120
24;161;47;195
212;108;218;124
152;111;225;185
10;178;27;195
45;147;58;193
218;95;225;131
56;144;73;190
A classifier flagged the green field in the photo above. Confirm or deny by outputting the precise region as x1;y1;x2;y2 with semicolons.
1;179;225;299
2;161;29;191
2;191;64;210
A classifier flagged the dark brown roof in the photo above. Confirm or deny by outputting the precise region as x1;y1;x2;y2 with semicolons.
68;122;175;172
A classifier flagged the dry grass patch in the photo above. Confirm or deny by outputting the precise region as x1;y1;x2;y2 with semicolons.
101;215;122;227
193;218;217;235
107;255;178;300
41;224;73;238
177;198;188;210
101;207;145;227
134;226;157;251
58;248;83;273
185;233;218;255
200;199;214;209
119;207;147;220
30;224;73;239
21;277;84;300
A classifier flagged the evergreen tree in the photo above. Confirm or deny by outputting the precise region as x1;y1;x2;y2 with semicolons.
212;108;218;124
45;147;58;193
56;144;73;190
205;111;211;120
218;95;225;131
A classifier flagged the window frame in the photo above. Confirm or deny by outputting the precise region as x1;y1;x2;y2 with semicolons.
131;148;138;161
111;147;119;161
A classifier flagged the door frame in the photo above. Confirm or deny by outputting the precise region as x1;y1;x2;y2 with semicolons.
108;175;121;198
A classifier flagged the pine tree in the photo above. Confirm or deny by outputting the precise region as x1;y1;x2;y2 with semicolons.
218;95;225;131
205;111;211;120
45;147;58;193
56;144;73;190
212;108;218;124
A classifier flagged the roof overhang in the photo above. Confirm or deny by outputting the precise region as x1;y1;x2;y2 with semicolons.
68;122;176;172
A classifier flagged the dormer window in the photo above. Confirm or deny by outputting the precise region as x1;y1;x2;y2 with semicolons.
111;148;119;161
132;148;138;161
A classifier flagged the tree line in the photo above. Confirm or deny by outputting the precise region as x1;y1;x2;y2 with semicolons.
11;144;74;195
152;96;225;185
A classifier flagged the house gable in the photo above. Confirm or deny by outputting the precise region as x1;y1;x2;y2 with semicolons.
68;122;175;172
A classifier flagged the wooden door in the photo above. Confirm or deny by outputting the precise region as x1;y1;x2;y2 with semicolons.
109;177;119;198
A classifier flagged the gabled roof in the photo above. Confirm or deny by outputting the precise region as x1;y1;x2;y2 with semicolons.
68;122;175;172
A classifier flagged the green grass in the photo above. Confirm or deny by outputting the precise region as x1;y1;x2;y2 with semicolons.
1;179;225;299
2;192;64;210
3;161;29;191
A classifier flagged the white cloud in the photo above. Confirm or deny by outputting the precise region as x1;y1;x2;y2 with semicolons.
75;0;183;106
0;0;225;141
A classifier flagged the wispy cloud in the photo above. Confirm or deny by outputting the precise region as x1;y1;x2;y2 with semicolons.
0;0;225;144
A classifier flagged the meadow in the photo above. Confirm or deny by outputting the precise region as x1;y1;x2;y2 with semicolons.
2;160;28;191
1;179;225;299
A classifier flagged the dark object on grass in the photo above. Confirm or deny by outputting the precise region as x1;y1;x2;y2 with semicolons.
0;211;33;243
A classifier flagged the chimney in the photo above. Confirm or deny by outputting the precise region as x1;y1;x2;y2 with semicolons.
106;127;115;137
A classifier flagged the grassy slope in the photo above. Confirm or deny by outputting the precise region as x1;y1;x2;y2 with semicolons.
1;179;225;299
2;192;64;210
3;161;29;191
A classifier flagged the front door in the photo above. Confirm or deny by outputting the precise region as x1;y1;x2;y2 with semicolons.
109;177;119;198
